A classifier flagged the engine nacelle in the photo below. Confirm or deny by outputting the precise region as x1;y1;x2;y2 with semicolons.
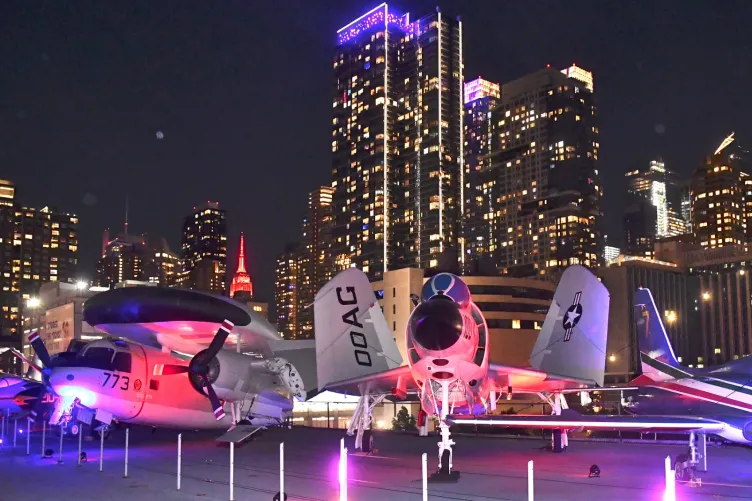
743;420;752;442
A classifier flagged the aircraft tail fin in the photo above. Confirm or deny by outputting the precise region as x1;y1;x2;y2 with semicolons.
314;268;403;390
634;287;683;379
529;265;609;387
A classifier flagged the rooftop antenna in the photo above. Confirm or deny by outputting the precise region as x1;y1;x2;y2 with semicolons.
124;192;129;236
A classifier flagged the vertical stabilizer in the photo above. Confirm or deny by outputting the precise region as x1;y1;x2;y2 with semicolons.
529;265;609;386
314;268;403;389
633;288;686;380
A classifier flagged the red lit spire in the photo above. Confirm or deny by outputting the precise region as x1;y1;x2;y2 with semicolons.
230;233;253;298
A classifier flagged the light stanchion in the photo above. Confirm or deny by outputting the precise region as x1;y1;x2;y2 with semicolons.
177;433;182;490
57;424;64;463
280;442;285;501
422;453;428;501
339;438;347;501
40;420;46;457
123;427;129;478
229;441;235;501
99;429;105;472
528;460;534;501
664;456;676;501
77;425;83;466
25;418;30;455
13;418;17;449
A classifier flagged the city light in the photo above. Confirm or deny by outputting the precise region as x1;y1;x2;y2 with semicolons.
76;280;89;290
664;310;677;324
26;297;41;308
608;354;616;363
702;292;711;301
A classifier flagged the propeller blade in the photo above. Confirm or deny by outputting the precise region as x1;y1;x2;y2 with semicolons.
153;364;190;376
205;319;234;360
205;384;225;421
9;348;43;374
28;331;52;368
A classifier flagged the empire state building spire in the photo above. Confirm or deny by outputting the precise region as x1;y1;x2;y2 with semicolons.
230;233;253;299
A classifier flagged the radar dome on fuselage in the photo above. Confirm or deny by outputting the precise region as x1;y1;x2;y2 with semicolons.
421;273;471;307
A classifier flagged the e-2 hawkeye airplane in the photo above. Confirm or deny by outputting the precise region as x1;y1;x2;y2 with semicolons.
0;372;48;419
450;286;752;479
22;286;316;440
314;265;611;480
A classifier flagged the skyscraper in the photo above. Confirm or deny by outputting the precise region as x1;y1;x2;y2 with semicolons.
331;4;464;280
691;134;747;250
466;65;602;277
181;202;227;293
152;238;181;287
94;233;159;287
297;187;333;337
624;159;688;240
274;244;299;339
463;77;500;271
229;232;254;300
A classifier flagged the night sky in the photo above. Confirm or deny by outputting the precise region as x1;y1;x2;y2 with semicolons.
2;1;751;304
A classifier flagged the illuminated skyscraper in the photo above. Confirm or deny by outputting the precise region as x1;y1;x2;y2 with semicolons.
181;202;227;293
152;238;180;287
274;244;299;340
229;232;254;300
95;233;159;287
691;135;747;249
331;4;464;279
297;187;333;337
624;159;687;238
463;77;500;271
472;65;602;277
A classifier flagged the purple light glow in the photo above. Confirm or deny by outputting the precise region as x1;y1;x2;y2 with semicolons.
337;4;409;45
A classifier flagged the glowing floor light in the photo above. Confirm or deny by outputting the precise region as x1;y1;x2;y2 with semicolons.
664;455;676;501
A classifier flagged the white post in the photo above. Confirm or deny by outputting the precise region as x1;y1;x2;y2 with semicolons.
699;433;707;472
664;455;675;501
57;424;64;463
177;434;182;490
1;413;5;449
26;418;30;455
99;429;104;472
280;442;285;501
527;460;534;501
40;420;46;457
422;453;428;501
77;425;83;466
229;441;235;501
13;418;17;449
123;427;129;478
340;438;347;501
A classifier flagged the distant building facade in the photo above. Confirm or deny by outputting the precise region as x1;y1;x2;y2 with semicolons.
181;202;227;293
274;244;300;339
476;65;602;277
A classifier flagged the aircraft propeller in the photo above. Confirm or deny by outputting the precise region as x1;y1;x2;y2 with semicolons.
8;331;57;419
159;320;234;421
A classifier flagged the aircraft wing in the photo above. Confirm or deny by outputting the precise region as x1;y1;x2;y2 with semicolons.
448;413;728;433
487;363;599;393
314;365;416;398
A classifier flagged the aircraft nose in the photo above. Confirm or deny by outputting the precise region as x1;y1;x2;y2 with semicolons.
409;296;464;352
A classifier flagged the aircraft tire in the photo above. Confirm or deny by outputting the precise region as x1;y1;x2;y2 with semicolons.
674;455;689;483
92;426;112;441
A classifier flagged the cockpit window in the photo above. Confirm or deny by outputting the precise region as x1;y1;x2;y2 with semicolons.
112;352;132;373
79;347;115;370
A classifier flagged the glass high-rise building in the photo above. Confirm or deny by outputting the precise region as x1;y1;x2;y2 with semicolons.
466;65;602;277
463;77;500;271
274;243;299;340
181;202;227;293
297;186;333;338
331;4;464;279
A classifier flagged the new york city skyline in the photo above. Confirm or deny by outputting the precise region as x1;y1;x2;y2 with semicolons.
2;0;751;301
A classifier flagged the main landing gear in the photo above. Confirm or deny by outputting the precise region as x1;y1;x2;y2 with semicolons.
675;431;707;484
429;380;460;483
347;388;385;454
538;392;568;453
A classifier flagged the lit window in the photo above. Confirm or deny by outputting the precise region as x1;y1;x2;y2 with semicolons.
512;320;521;329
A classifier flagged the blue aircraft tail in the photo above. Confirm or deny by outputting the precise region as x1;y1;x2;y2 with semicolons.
634;288;683;379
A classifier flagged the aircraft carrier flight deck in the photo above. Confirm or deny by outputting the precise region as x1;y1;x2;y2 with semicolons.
2;425;751;501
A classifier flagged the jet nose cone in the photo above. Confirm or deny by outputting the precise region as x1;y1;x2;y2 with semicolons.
409;296;464;352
